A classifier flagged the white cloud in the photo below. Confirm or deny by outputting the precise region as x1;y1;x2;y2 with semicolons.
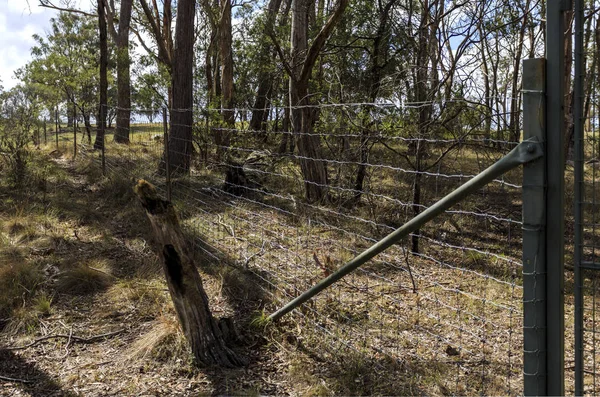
7;2;44;15
0;0;91;90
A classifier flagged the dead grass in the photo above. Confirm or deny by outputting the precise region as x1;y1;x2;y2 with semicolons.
126;315;188;363
0;131;584;395
56;259;114;295
0;261;43;327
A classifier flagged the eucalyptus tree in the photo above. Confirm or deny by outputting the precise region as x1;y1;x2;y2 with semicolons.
133;70;167;123
25;12;100;144
102;0;134;143
134;0;174;101
95;0;108;150
265;0;349;202
168;0;196;173
0;84;43;184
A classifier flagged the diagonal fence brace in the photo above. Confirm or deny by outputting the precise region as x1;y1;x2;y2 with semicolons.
269;138;544;321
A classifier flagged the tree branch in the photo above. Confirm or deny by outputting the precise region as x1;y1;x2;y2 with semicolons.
267;29;294;79
299;0;349;83
138;0;172;67
38;0;95;17
130;26;161;65
100;0;118;41
0;329;126;351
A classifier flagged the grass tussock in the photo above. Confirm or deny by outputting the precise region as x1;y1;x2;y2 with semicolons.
56;259;114;295
106;279;170;320
126;315;188;363
0;261;43;331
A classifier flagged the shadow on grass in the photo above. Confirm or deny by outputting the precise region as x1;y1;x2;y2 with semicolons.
0;350;77;397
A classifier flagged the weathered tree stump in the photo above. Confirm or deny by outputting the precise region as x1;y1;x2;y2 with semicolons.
134;180;244;367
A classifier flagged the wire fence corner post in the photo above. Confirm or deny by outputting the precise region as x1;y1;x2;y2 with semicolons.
522;58;547;396
163;107;172;202
573;0;585;393
546;0;566;394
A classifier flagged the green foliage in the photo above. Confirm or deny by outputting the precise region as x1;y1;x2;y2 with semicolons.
0;84;43;185
132;68;167;122
22;11;100;125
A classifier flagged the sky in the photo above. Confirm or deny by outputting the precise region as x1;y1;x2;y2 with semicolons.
0;0;92;90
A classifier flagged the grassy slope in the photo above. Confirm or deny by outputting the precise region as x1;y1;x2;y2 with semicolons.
0;145;420;396
2;130;593;395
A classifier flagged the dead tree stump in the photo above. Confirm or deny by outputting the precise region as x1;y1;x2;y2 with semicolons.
134;180;244;367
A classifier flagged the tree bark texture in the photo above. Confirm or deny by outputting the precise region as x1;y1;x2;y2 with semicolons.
218;0;234;157
114;0;133;143
288;0;349;202
168;0;196;173
134;180;244;367
249;0;283;133
94;0;108;150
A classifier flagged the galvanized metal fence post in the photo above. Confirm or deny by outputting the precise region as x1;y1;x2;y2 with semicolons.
574;0;585;393
522;58;547;396
163;107;172;202
546;1;566;394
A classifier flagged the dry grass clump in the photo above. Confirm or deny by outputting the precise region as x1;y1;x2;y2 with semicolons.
0;260;43;332
56;259;114;295
106;278;170;320
126;314;188;363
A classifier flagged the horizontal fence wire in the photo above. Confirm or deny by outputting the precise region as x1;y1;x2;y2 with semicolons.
574;4;600;394
69;98;525;395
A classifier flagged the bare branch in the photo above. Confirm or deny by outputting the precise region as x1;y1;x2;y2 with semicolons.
38;0;96;17
101;0;118;41
0;329;125;351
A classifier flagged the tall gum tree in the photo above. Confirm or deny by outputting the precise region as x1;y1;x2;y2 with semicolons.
103;0;133;143
95;0;108;150
272;0;349;202
168;0;196;173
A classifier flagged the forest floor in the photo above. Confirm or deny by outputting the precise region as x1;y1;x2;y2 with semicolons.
0;149;352;396
0;137;588;396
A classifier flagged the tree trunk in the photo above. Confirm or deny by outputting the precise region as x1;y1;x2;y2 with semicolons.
353;0;396;203
508;0;529;143
411;1;432;254
83;111;92;144
250;78;273;134
167;0;195;173
219;0;234;157
134;180;244;367
250;0;283;134
114;0;133;144
94;0;108;150
289;0;350;202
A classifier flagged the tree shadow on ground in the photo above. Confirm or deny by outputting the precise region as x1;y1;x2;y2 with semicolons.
0;350;77;397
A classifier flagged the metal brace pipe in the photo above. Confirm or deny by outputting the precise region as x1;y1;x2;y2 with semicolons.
269;138;544;322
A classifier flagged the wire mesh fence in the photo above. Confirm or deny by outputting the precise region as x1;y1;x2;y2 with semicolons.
574;0;600;394
71;99;527;395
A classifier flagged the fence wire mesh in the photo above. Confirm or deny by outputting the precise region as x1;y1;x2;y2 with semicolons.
574;0;600;394
74;98;526;395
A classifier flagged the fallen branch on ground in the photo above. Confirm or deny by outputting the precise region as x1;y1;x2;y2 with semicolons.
0;329;125;351
0;375;32;383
